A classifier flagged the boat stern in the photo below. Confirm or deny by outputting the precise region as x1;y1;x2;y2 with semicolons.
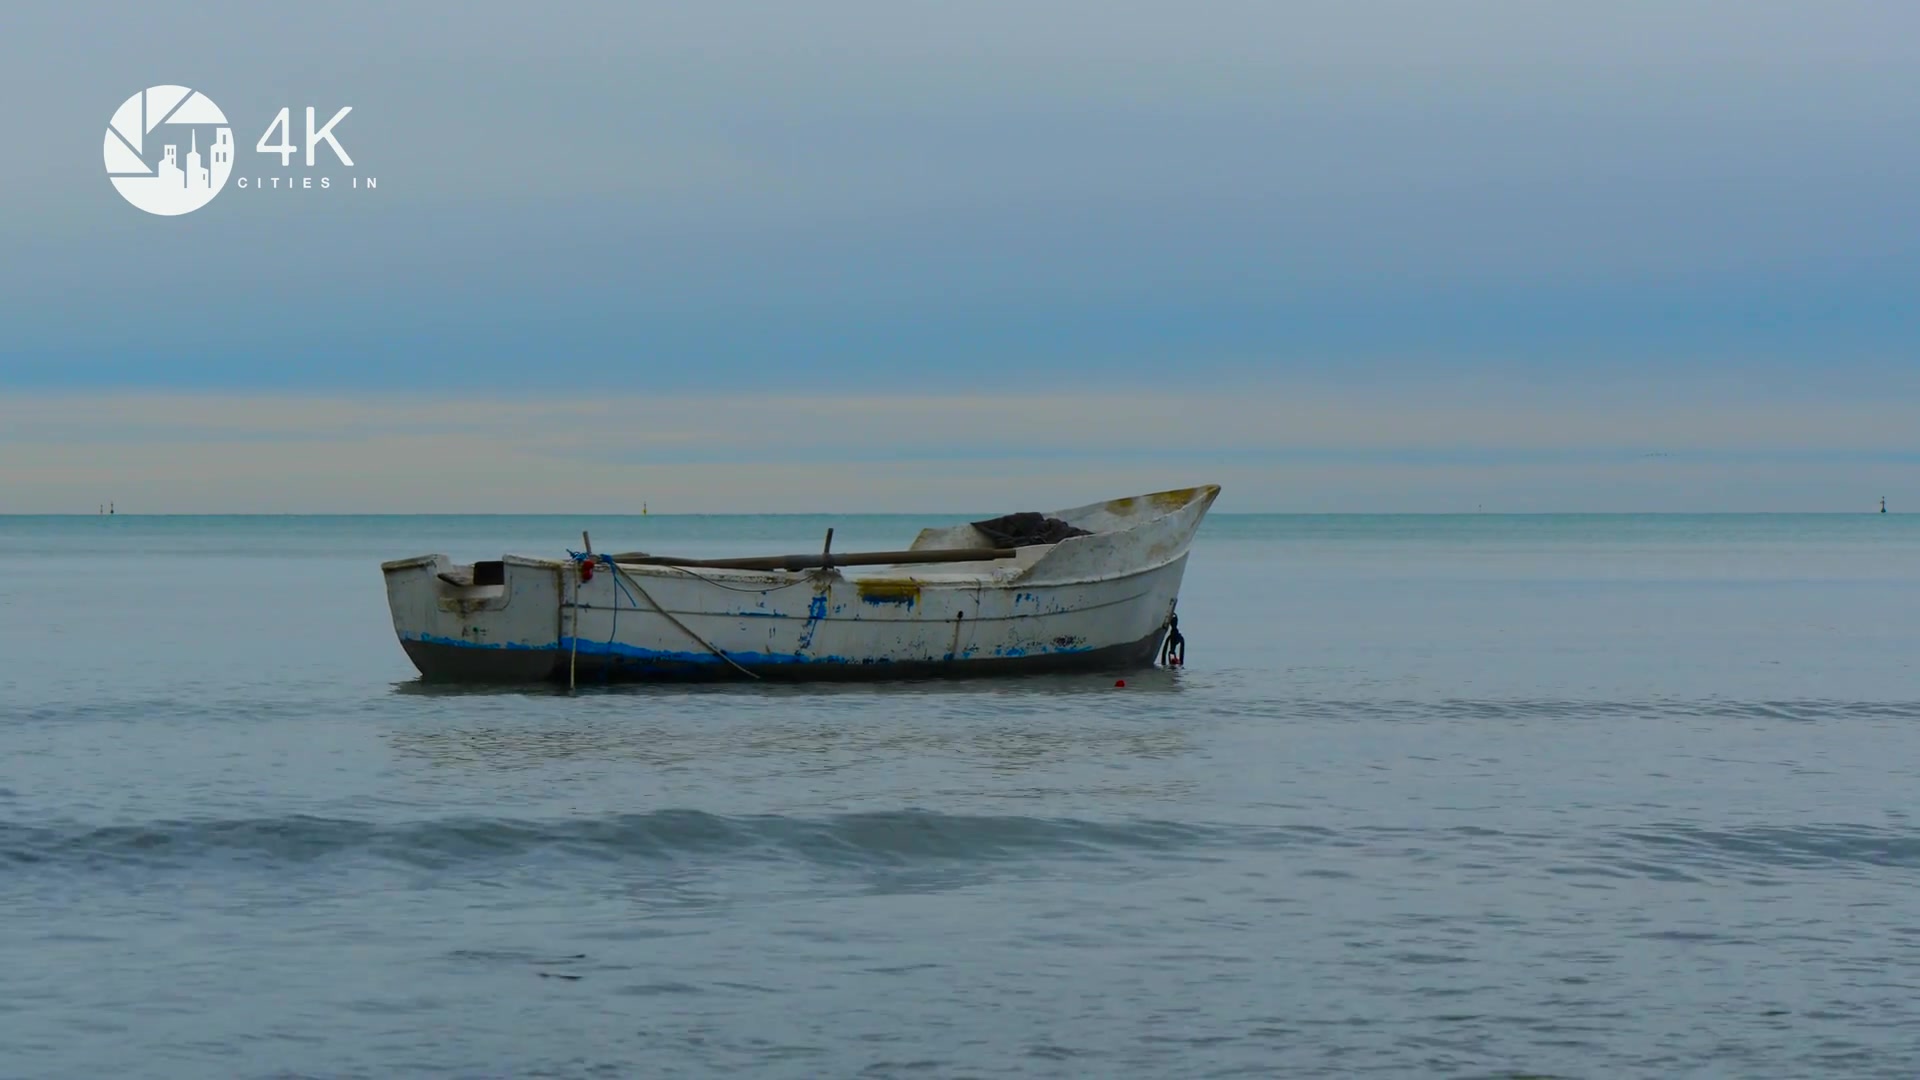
380;554;565;681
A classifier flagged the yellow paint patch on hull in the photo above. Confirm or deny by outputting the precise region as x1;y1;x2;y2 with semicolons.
856;579;923;606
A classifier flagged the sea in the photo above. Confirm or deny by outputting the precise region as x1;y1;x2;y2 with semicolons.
3;512;1919;1078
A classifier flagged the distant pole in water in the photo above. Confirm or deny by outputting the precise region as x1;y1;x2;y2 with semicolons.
109;502;114;515
1882;497;1888;514
643;502;648;515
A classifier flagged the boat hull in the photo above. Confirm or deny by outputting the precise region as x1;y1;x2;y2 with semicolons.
382;485;1217;684
397;622;1170;683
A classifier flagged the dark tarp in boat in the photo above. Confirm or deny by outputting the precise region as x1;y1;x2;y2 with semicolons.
969;512;1092;547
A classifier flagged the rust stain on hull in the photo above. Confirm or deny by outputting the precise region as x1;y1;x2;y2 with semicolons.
1105;487;1202;516
1148;486;1201;512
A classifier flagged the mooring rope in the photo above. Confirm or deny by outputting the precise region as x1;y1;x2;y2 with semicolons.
568;568;581;690
653;562;817;593
1158;613;1186;667
610;559;762;681
566;551;762;681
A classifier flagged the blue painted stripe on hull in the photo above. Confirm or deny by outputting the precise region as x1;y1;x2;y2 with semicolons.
397;630;1149;683
405;632;1094;668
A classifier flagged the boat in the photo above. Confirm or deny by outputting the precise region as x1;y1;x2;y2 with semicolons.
381;484;1220;683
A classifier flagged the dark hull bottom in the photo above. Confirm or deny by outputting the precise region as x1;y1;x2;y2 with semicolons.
401;628;1170;684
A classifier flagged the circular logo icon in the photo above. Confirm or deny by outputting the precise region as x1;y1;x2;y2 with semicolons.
103;86;233;216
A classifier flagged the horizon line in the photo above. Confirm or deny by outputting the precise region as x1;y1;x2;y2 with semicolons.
4;510;1908;519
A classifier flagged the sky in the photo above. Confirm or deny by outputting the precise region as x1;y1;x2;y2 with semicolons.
1;1;1916;512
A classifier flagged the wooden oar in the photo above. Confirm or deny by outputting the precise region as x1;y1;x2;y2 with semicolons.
604;547;1017;572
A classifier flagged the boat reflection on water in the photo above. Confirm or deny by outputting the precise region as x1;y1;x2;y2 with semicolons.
385;674;1197;782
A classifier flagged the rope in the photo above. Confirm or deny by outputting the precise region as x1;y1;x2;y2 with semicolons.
604;553;621;683
610;560;762;680
1158;613;1186;668
568;568;580;690
567;550;762;681
648;562;817;593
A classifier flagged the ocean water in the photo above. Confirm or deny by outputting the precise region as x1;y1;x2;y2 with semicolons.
4;512;1920;1078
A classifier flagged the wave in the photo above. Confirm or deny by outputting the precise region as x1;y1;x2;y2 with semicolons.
0;809;1278;873
11;810;1920;881
1219;698;1920;723
1610;822;1920;872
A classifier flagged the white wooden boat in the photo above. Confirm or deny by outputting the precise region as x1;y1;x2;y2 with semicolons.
381;484;1219;682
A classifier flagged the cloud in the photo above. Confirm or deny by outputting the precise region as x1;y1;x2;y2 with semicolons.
0;0;1915;502
2;385;1914;512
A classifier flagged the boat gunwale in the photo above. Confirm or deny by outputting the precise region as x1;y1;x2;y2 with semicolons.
386;546;1195;595
381;484;1218;587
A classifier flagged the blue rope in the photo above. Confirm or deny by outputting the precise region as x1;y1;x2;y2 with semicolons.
605;559;616;675
565;551;644;679
563;549;762;681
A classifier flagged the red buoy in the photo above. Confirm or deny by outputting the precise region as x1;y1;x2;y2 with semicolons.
1114;679;1126;687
